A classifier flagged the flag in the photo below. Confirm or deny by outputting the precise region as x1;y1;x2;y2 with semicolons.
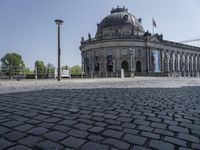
152;18;157;28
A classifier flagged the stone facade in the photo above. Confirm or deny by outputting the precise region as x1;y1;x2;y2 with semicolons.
80;7;200;77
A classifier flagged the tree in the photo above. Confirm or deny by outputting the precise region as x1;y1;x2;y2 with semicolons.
35;60;46;78
46;63;55;78
0;53;25;79
23;68;34;75
70;65;81;75
62;65;70;70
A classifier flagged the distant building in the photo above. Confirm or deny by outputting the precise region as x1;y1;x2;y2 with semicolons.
80;7;200;77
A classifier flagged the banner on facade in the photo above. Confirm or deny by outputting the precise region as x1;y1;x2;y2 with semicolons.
152;51;161;72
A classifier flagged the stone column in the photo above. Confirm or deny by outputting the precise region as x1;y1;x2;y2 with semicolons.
177;53;180;72
195;55;198;72
182;53;185;72
187;54;189;72
161;51;165;72
191;55;194;72
172;52;175;72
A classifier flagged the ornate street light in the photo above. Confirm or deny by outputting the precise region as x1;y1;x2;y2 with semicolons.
55;19;64;81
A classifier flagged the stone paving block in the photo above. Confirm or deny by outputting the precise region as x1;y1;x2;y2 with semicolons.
89;126;104;133
123;134;147;145
92;112;105;117
2;120;23;128
107;125;123;131
164;119;179;125
0;125;10;134
26;119;41;124
137;125;154;132
132;115;146;120
154;128;174;136
91;116;104;122
27;127;48;135
117;117;133;123
68;108;79;113
157;115;172;120
119;113;132;117
14;124;33;132
149;140;175;150
178;147;193;150
36;140;64;150
78;118;95;125
123;128;139;135
150;122;167;129
134;119;150;126
68;129;88;138
102;138;130;149
121;123;136;129
38;122;55;128
131;146;152;150
87;134;104;142
81;142;109;150
164;136;187;147
102;129;123;138
141;131;160;139
178;133;199;143
0;138;14;150
103;114;118;119
180;122;200;130
104;119;121;125
74;123;93;131
3;131;27;142
52;124;71;132
147;117;162;123
59;120;78;126
175;117;192;123
169;125;189;133
95;122;108;127
7;145;32;150
191;143;200;149
43;131;68;141
61;136;86;148
44;117;62;123
19;135;44;148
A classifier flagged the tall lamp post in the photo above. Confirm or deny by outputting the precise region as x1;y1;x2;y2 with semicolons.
55;19;64;81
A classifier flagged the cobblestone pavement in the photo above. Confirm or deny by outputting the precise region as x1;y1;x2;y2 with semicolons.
0;85;200;149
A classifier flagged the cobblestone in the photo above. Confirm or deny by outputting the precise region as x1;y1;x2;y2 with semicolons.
0;138;14;149
81;142;109;150
149;140;175;150
164;136;187;147
102;129;123;138
0;79;200;149
123;134;147;145
102;138;130;149
61;136;86;148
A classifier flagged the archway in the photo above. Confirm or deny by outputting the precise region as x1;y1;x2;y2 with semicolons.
121;61;129;72
136;61;142;72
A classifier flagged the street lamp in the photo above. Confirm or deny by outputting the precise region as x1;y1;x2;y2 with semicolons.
55;19;64;81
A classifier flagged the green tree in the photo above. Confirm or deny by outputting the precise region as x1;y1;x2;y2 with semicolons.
62;65;70;70
46;63;55;78
0;53;25;79
23;68;34;75
35;60;46;78
70;65;81;75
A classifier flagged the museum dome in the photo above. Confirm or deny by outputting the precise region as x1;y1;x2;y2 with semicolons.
95;7;145;37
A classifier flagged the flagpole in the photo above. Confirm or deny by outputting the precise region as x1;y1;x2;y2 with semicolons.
152;18;154;35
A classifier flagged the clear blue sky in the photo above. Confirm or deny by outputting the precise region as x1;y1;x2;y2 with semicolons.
0;0;200;68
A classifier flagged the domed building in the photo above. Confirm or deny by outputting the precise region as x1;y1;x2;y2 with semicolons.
80;7;200;77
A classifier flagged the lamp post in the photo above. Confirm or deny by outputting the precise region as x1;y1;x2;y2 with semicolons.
55;19;64;81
